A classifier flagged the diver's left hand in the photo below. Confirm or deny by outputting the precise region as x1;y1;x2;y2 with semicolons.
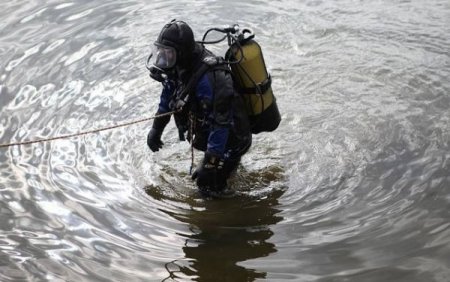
192;152;224;191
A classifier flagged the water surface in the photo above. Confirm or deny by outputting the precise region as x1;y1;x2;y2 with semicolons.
1;0;450;281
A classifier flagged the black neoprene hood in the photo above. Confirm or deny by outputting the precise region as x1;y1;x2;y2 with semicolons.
156;20;195;59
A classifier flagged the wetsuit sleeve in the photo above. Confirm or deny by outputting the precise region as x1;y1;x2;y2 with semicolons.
196;70;234;157
152;81;174;131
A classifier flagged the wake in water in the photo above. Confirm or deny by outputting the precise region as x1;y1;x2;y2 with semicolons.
1;0;450;281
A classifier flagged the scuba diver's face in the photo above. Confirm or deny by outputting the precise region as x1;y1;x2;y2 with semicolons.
147;20;195;82
147;43;178;82
150;43;177;69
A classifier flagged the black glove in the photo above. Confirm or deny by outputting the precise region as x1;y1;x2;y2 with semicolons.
147;128;164;152
147;111;171;152
192;152;226;191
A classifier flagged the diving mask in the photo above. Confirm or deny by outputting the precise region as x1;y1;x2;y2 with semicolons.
146;43;177;82
149;43;177;69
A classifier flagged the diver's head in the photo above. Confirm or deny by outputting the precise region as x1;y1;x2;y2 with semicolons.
148;20;195;81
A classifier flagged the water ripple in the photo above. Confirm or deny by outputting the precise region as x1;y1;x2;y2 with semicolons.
0;0;450;281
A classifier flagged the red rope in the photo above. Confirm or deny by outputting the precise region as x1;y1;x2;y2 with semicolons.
0;111;175;148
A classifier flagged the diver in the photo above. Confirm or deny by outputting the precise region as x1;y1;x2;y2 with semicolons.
146;20;252;195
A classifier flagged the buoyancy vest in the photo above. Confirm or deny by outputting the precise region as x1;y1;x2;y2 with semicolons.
176;50;281;135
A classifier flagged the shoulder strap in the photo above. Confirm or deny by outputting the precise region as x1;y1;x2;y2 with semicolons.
175;55;229;109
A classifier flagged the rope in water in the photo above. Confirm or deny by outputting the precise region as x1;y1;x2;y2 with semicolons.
0;111;176;148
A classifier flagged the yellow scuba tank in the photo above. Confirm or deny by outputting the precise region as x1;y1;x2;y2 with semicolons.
226;29;281;134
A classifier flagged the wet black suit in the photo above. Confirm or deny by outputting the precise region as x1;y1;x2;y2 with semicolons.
151;46;252;191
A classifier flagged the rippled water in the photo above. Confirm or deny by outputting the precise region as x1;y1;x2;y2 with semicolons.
1;0;450;281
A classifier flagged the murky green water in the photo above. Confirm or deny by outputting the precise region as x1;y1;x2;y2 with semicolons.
1;0;450;281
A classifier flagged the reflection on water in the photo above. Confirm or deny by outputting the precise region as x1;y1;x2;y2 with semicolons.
145;166;286;281
176;191;283;281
